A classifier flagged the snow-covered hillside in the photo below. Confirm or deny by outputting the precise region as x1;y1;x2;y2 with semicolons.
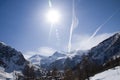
0;67;13;80
90;66;120;80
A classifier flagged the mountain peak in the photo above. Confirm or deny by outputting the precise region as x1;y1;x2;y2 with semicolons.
114;32;120;39
29;54;46;59
52;51;66;57
0;41;7;47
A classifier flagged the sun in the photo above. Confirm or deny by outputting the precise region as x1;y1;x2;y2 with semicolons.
46;9;61;24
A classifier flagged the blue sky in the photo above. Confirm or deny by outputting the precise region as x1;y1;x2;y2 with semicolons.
0;0;120;58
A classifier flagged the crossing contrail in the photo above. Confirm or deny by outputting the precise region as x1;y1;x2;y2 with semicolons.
87;8;120;42
68;0;79;52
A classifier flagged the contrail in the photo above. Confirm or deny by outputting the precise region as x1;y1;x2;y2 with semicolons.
68;0;79;52
87;26;102;42
48;24;53;42
48;0;53;42
87;8;120;42
49;0;52;8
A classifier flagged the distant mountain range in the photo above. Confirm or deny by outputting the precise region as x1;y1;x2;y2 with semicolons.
28;49;88;69
28;32;120;70
28;51;67;68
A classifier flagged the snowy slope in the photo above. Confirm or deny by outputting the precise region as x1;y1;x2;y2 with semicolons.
0;67;13;80
90;66;120;80
0;71;13;80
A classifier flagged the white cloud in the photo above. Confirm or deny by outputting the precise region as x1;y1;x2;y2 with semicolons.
23;47;56;59
38;47;56;56
23;51;36;59
71;33;114;50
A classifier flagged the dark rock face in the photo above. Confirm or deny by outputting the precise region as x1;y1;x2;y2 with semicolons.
0;42;27;72
89;33;120;64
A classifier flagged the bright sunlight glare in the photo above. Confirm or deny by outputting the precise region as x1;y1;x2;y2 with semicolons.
46;9;61;24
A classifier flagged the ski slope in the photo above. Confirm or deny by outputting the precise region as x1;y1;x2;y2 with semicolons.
90;66;120;80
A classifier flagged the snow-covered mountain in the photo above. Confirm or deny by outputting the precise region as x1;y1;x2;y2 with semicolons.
29;49;88;70
48;50;88;70
28;51;67;68
89;32;120;64
0;42;28;72
49;51;66;59
28;54;47;66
